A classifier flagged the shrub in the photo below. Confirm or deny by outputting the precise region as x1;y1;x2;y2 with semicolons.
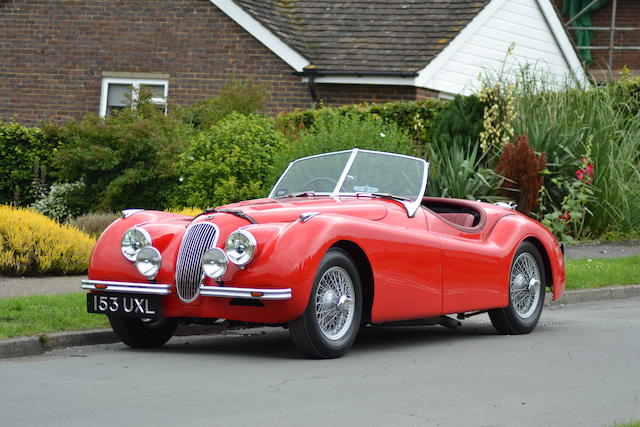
513;74;640;236
172;112;286;208
0;121;62;206
32;180;88;222
166;207;202;217
0;205;96;276
495;134;546;215
431;94;484;145
49;92;192;212
69;212;119;237
273;113;416;181
278;99;446;151
181;78;270;130
427;138;501;200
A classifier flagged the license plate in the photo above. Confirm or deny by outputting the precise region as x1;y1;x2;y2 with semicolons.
87;293;162;318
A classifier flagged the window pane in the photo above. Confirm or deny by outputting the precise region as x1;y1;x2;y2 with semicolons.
107;84;131;108
141;84;165;98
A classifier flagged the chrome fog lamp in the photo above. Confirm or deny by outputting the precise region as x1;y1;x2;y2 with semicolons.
225;230;257;266
135;246;162;279
201;247;228;279
121;227;151;261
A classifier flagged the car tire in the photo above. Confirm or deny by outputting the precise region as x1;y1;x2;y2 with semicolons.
289;248;362;359
489;241;546;335
109;316;178;348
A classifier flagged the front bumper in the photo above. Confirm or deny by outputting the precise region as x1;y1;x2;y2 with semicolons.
81;279;292;300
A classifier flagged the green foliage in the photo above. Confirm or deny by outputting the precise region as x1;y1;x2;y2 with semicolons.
273;112;416;181
173;112;286;208
513;73;640;238
181;79;270;130
31;180;88;222
0;121;62;206
540;144;597;243
49;92;192;212
278;99;446;152
431;94;484;145
426;138;501;200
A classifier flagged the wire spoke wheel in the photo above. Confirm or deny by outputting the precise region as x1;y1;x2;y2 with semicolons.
289;248;362;358
315;266;355;340
510;252;542;319
489;241;546;335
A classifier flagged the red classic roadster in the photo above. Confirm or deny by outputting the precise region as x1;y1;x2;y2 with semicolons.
83;149;565;358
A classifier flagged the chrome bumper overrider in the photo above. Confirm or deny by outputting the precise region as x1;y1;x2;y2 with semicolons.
81;279;171;295
199;285;292;300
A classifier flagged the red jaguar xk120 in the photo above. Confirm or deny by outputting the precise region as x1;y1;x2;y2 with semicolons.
83;149;565;358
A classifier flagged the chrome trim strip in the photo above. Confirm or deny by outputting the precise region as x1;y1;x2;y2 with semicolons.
330;148;359;197
81;279;171;295
199;285;292;300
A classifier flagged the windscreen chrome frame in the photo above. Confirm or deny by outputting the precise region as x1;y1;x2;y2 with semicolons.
269;148;429;218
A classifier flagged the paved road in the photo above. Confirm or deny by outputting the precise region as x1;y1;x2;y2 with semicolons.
1;298;638;427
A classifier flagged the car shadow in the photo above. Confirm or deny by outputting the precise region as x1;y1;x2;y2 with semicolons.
121;320;501;360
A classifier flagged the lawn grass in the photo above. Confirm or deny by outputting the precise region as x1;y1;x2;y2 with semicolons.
566;255;640;290
0;293;108;339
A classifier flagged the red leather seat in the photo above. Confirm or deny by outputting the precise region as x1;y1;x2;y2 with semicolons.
439;212;475;227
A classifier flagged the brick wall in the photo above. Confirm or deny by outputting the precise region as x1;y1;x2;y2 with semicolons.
0;0;428;126
553;0;640;76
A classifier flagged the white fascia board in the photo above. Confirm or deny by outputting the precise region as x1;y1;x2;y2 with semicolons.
415;0;507;90
535;0;589;87
302;75;416;86
209;0;310;72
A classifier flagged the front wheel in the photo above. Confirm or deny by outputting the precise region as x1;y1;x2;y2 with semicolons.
289;248;362;358
109;316;178;348
489;241;546;335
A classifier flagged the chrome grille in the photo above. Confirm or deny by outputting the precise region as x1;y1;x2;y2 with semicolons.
175;223;218;302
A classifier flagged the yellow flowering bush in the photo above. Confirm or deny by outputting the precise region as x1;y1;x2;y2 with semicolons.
479;81;517;155
166;207;202;217
0;205;96;276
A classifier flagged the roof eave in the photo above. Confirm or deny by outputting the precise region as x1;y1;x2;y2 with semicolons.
210;0;310;72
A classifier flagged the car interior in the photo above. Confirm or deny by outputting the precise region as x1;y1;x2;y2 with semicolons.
421;197;486;231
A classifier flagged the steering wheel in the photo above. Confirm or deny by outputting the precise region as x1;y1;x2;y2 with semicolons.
303;177;345;192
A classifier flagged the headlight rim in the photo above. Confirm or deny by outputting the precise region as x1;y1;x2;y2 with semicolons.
134;246;162;279
121;227;152;262
201;247;229;280
225;229;257;267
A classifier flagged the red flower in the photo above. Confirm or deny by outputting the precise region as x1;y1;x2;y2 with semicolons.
581;157;587;163
576;169;584;181
585;163;594;177
558;210;570;222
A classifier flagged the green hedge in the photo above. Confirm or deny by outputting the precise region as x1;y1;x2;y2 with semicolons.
0;121;62;206
277;98;447;151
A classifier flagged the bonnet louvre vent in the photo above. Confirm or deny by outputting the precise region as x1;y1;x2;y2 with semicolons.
175;223;218;302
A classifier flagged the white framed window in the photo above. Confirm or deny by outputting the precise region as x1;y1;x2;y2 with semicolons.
100;77;168;117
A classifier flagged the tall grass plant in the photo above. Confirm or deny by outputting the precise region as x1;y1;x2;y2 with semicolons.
513;71;640;237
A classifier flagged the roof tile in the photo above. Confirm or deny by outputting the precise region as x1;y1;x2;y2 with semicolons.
233;0;490;73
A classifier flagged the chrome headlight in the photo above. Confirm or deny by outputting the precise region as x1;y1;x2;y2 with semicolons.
201;247;228;279
121;227;151;261
135;246;162;279
225;230;256;266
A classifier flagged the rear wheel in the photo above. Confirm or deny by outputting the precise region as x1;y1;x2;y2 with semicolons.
289;248;362;358
109;316;178;348
489;241;546;334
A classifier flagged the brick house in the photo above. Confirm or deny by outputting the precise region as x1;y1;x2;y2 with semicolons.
1;0;587;127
